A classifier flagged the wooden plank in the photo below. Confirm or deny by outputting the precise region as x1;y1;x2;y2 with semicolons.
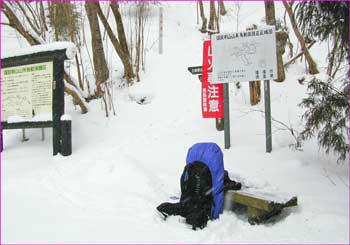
248;206;268;225
247;207;283;225
226;189;298;224
227;190;298;211
230;191;274;212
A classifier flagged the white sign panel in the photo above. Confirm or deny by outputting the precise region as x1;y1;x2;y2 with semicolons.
211;26;277;83
1;61;53;121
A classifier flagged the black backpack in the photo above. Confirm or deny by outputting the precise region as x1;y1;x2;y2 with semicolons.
157;151;242;230
180;161;213;216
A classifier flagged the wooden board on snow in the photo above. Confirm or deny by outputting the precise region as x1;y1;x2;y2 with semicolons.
226;189;298;225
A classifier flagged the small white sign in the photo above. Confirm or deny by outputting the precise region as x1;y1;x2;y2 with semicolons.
211;26;277;83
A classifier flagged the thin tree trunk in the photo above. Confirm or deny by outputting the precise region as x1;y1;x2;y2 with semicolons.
64;3;84;91
110;2;129;57
39;1;48;39
208;1;216;34
215;2;220;33
246;26;261;105
25;2;41;31
284;41;316;67
249;81;261;105
64;86;88;114
135;7;142;82
327;35;339;77
198;0;207;33
94;2;134;83
264;1;286;82
283;1;319;74
15;2;41;37
85;2;109;97
75;55;84;90
331;44;345;78
2;2;40;45
219;1;227;16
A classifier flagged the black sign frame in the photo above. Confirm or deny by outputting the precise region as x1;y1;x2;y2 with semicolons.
1;49;70;156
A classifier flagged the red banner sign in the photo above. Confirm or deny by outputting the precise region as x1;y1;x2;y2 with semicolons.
202;40;224;118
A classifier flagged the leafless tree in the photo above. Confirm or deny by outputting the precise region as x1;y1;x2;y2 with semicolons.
283;1;319;75
198;0;207;33
85;2;109;97
264;1;288;82
94;2;135;85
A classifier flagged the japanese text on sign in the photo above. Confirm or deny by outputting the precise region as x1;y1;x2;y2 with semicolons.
211;26;277;83
1;61;53;121
202;40;224;118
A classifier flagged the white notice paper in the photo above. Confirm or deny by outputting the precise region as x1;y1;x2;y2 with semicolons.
212;26;277;83
1;61;53;121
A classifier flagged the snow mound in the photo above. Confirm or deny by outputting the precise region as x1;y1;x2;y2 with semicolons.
2;42;76;60
128;82;155;105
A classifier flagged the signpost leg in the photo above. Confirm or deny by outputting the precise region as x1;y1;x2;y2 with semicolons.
159;7;163;55
41;128;45;141
21;129;29;142
61;119;72;156
0;128;3;152
264;80;272;153
224;83;231;149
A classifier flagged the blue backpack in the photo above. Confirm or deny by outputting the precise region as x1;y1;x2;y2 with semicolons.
184;142;225;219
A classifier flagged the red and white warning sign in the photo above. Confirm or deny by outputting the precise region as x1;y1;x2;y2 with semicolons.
202;40;224;118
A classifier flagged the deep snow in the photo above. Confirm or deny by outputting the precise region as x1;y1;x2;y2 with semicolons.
1;2;349;244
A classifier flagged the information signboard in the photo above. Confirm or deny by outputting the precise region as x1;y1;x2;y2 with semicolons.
211;26;277;83
1;61;53;121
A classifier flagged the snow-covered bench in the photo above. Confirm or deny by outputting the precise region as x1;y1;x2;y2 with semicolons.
226;189;298;225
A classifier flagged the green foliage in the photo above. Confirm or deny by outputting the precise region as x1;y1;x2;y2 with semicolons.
295;2;348;45
299;76;349;162
295;2;349;76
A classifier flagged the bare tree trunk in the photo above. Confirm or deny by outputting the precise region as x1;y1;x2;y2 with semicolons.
198;0;207;33
2;2;40;45
208;1;216;34
264;1;286;82
64;86;88;114
135;5;142;82
215;2;220;33
15;2;41;37
283;1;319;75
249;81;261;105
110;2;129;57
284;41;316;67
85;2;109;97
219;1;227;16
94;2;135;84
246;26;261;105
63;3;84;91
327;35;339;77
234;3;241;32
39;1;48;40
331;43;345;78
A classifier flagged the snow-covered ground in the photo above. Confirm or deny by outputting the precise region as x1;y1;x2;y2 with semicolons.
1;2;349;244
